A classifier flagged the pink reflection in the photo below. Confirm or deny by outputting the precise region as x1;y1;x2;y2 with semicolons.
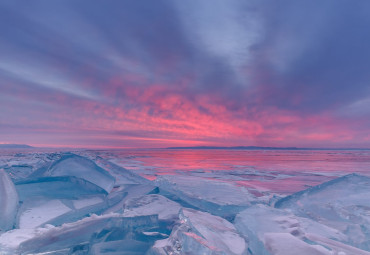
110;149;370;195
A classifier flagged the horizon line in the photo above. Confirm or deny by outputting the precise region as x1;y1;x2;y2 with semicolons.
1;143;370;151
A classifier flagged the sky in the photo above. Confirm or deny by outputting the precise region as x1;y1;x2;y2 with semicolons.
1;0;370;149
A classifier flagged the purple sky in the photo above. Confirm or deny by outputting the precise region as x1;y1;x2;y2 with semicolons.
1;0;370;148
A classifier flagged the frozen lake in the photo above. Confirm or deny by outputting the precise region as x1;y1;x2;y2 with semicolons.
93;149;370;193
0;149;369;254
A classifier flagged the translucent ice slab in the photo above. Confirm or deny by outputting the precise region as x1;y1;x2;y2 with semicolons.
123;194;182;221
234;204;352;255
0;169;19;232
90;239;152;254
263;233;332;255
93;157;151;185
14;176;125;228
2;152;60;181
155;175;259;219
18;199;72;229
18;184;164;228
275;174;370;250
149;208;247;255
16;195;112;229
263;232;370;255
15;176;108;200
103;184;159;214
0;214;160;254
32;154;115;193
4;165;34;181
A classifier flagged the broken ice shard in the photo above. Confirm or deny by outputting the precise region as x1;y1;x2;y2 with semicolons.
234;204;349;255
155;175;255;219
32;154;115;192
122;194;182;221
103;184;159;214
149;208;247;255
90;239;152;254
15;176;107;200
275;173;370;251
0;214;161;254
14;176;126;228
0;169;19;232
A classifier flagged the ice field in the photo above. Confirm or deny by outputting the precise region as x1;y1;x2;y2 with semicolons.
0;149;370;254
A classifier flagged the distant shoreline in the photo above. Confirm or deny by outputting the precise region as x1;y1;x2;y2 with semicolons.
0;144;33;149
1;144;369;151
166;146;370;151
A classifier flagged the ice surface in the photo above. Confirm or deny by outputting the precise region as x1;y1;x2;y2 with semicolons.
2;152;61;181
87;214;166;255
4;165;34;181
73;197;104;210
234;204;353;255
275;174;370;250
155;175;254;205
155;175;258;219
33;154;115;193
18;199;72;228
150;208;247;255
92;156;151;185
14;176;124;228
263;233;331;255
45;195;117;227
0;227;51;253
0;169;19;232
306;233;370;255
90;239;152;254
6;154;162;234
123;194;182;221
0;213;161;254
275;174;370;214
15;176;108;200
16;195;109;229
103;184;159;214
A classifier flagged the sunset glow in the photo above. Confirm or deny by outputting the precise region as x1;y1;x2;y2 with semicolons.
1;1;370;148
